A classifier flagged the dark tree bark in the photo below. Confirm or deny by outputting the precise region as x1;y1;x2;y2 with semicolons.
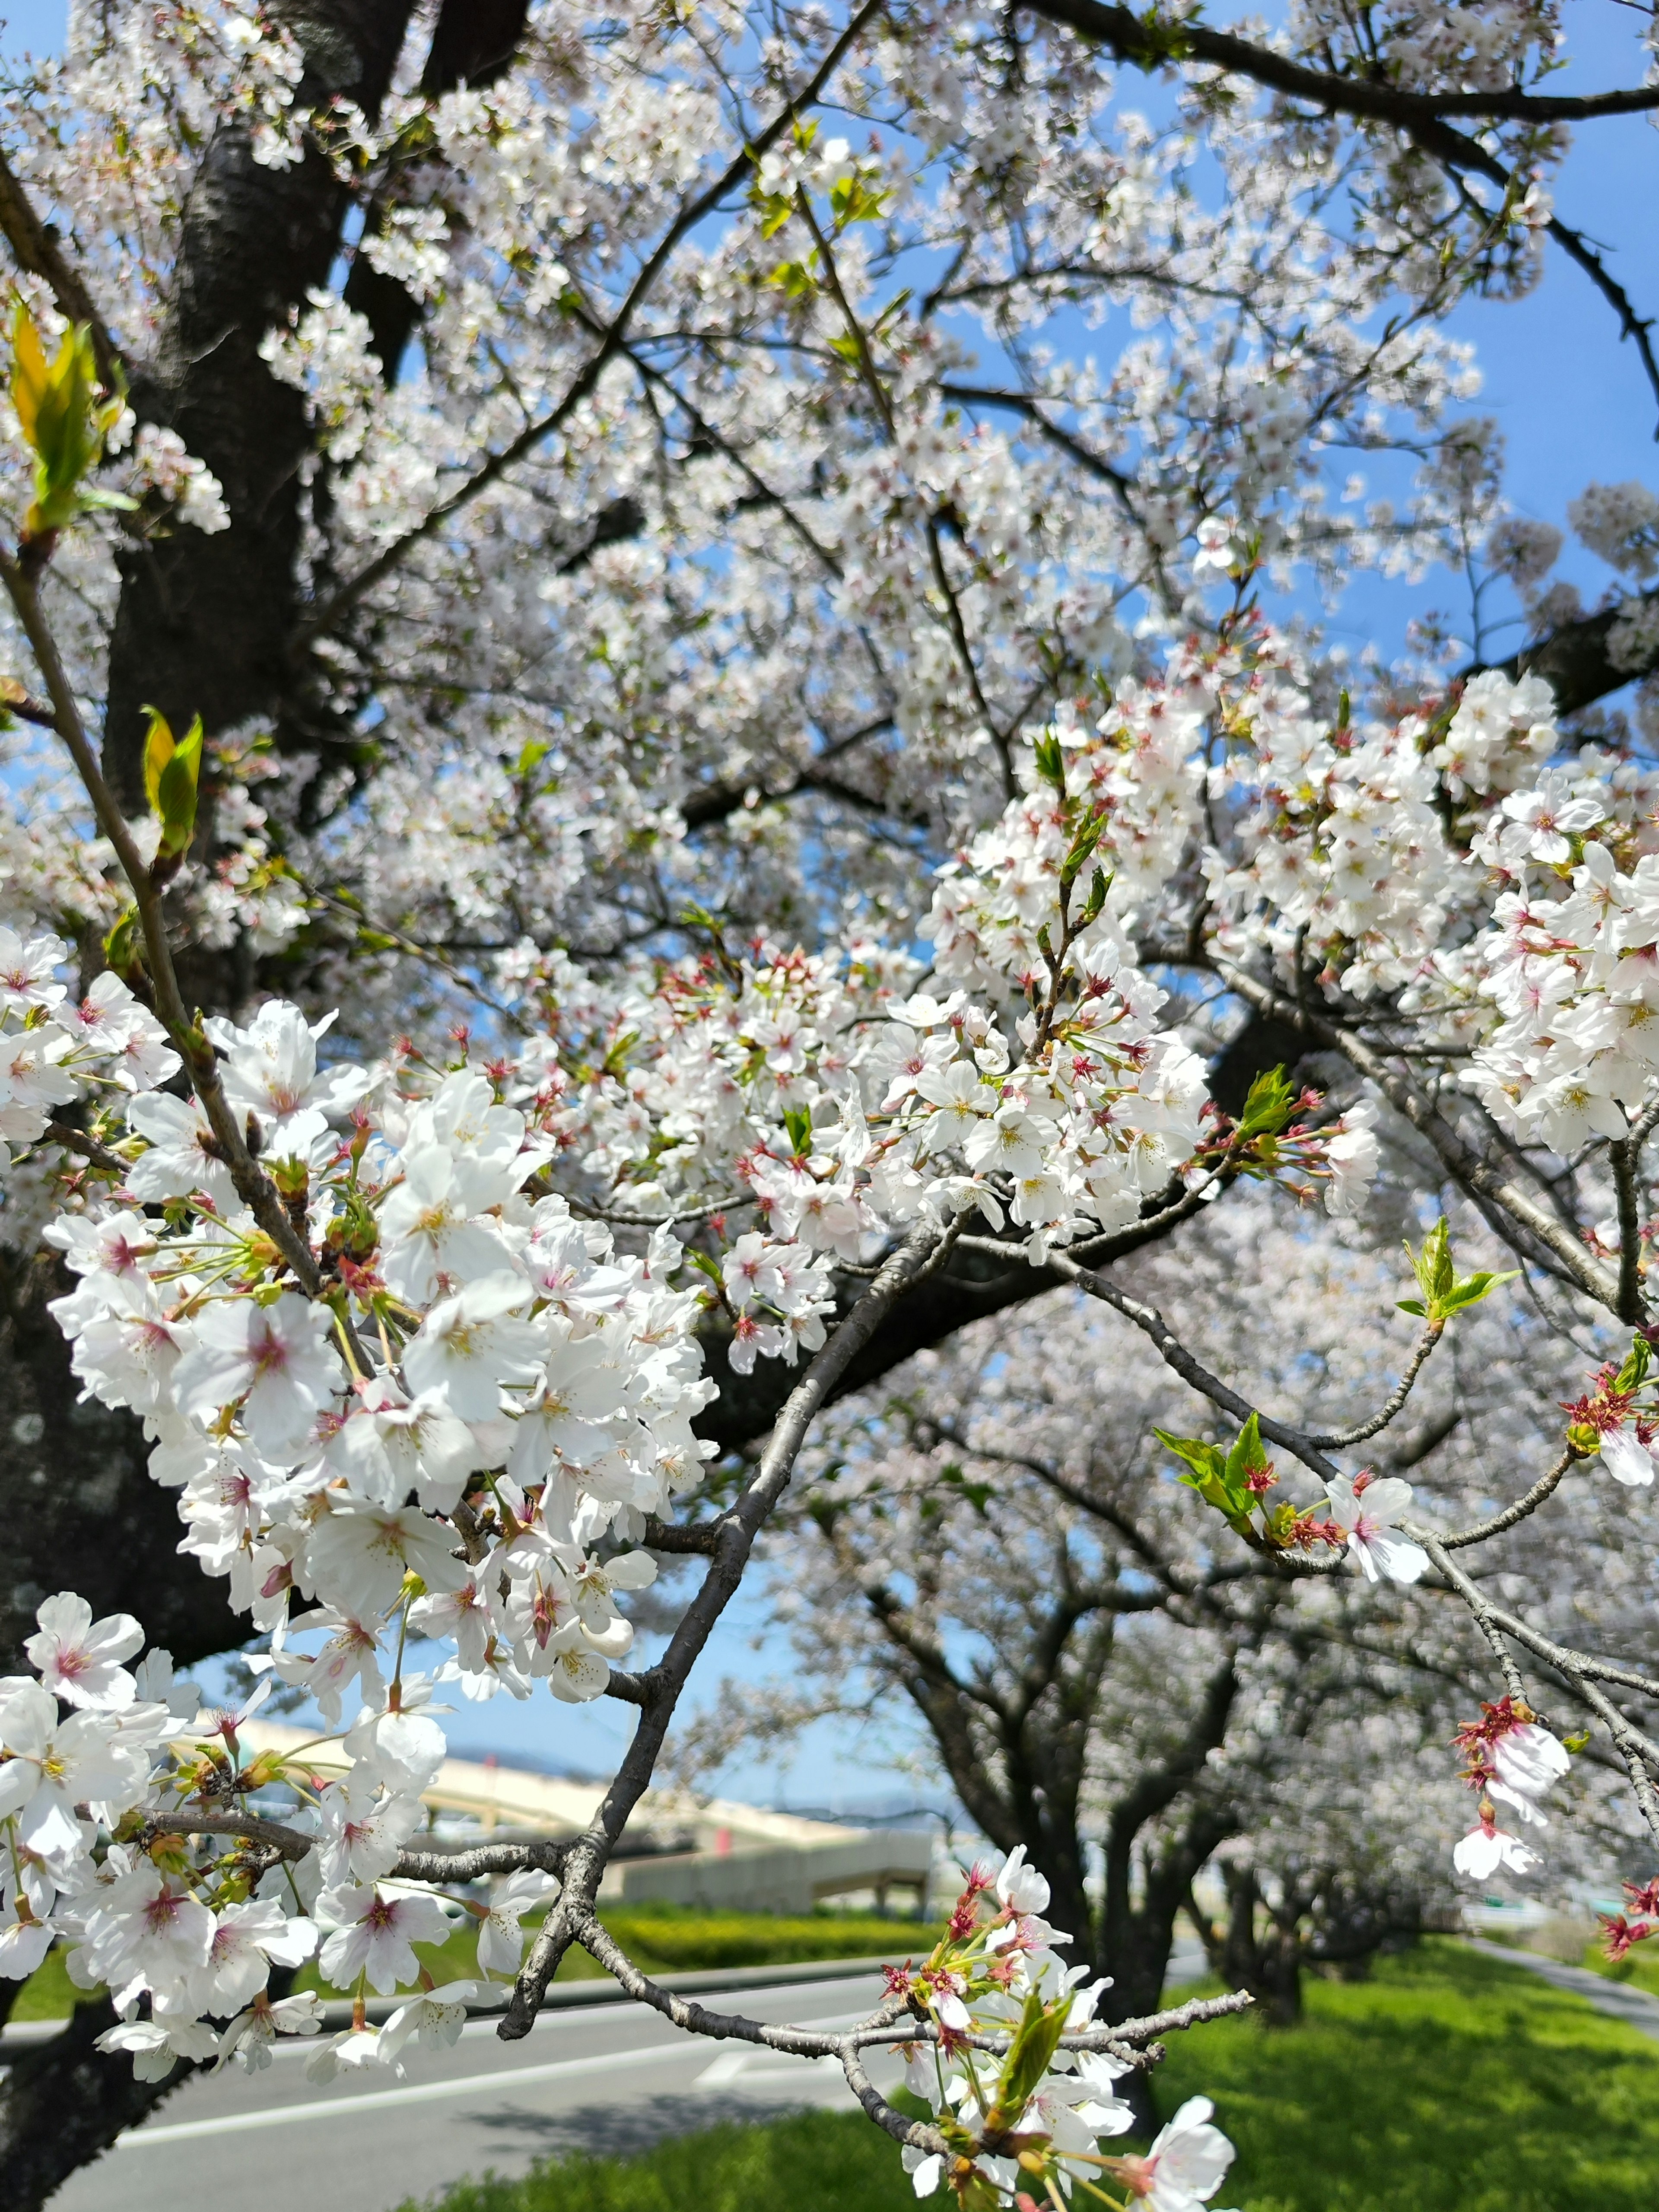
103;0;418;809
1099;1659;1240;2021
0;1999;203;2206
1488;594;1659;719
0;1246;239;1680
0;12;492;2198
342;0;532;380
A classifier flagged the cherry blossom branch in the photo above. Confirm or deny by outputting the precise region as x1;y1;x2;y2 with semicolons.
306;0;887;640
792;187;1011;791
1437;1446;1581;1550
0;144;122;388
1306;1320;1444;1448
1482;1612;1659;1703
499;1219;953;2039
1410;1532;1529;1704
143;1811;313;1862
42;1118;128;1176
1205;952;1624;1309
391;1837;573;1883
1475;1608;1659;1842
1023;0;1659;127
0;556;344;1311
1011;1241;1344;1487
1411;1533;1659;1847
578;1912;1251;2096
1610;1133;1651;1322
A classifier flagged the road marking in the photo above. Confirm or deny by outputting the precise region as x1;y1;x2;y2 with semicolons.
117;2037;712;2146
117;2002;878;2146
694;2047;843;2087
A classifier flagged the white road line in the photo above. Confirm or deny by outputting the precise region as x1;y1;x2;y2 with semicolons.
116;2003;877;2148
694;2049;843;2088
116;2037;704;2146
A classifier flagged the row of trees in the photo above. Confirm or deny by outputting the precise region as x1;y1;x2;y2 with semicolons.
692;1195;1645;2054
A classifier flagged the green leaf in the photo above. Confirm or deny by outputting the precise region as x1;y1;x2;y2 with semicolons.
102;903;144;978
986;1989;1071;2133
1156;1425;1255;1527
1616;1332;1653;1395
142;708;203;858
1401;1220;1518;1325
1224;1411;1271;1491
768;258;817;300
782;1106;814;1159
1233;1064;1298;1144
1058;805;1108;887
828;175;890;227
1031;733;1067;791
1154;1427;1226;1485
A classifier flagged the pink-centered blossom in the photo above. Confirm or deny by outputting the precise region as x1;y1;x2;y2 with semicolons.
174;1290;344;1454
23;1592;143;1710
318;1885;453;1995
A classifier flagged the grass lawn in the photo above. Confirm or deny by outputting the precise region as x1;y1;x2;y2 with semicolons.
9;1905;941;2016
1583;1935;1659;1999
394;1940;1659;2212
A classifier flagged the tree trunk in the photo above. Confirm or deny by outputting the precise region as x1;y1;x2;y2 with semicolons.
103;0;417;809
0;1246;239;1679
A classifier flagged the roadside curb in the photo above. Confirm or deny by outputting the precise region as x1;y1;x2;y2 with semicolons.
0;1951;900;2050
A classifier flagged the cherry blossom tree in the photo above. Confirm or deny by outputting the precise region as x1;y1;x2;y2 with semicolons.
701;1199;1649;2050
5;3;1659;2206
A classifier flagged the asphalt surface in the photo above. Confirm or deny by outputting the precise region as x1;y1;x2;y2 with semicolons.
46;1967;903;2212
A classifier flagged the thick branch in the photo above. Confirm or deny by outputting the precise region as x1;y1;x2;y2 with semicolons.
1022;1;1659;127
0;146;121;387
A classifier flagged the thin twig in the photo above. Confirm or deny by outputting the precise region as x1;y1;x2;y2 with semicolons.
1437;1448;1580;1551
1307;1320;1444;1448
501;1219;952;2038
0;558;325;1293
305;1;886;640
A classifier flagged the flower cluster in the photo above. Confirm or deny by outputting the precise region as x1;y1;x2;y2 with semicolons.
0;925;177;1153
1451;1698;1572;1881
887;1853;1237;2212
0;1589;549;2080
47;1004;715;1713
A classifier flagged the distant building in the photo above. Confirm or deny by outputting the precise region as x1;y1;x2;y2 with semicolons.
242;1720;935;1916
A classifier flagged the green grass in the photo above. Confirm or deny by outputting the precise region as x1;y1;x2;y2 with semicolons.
1582;1935;1659;1999
12;1906;939;2015
392;1941;1659;2212
1150;1940;1659;2211
6;1944;93;2021
390;2110;917;2212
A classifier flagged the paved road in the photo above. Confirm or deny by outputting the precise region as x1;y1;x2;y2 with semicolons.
46;1968;903;2212
35;1936;1207;2212
1473;1940;1659;2045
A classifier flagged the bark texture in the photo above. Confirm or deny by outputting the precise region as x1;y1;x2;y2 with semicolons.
103;0;417;809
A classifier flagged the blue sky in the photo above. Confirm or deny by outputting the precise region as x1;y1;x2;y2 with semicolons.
8;2;1659;1806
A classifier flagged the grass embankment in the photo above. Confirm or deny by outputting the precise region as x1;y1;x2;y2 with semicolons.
397;1941;1659;2212
10;1903;941;2017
